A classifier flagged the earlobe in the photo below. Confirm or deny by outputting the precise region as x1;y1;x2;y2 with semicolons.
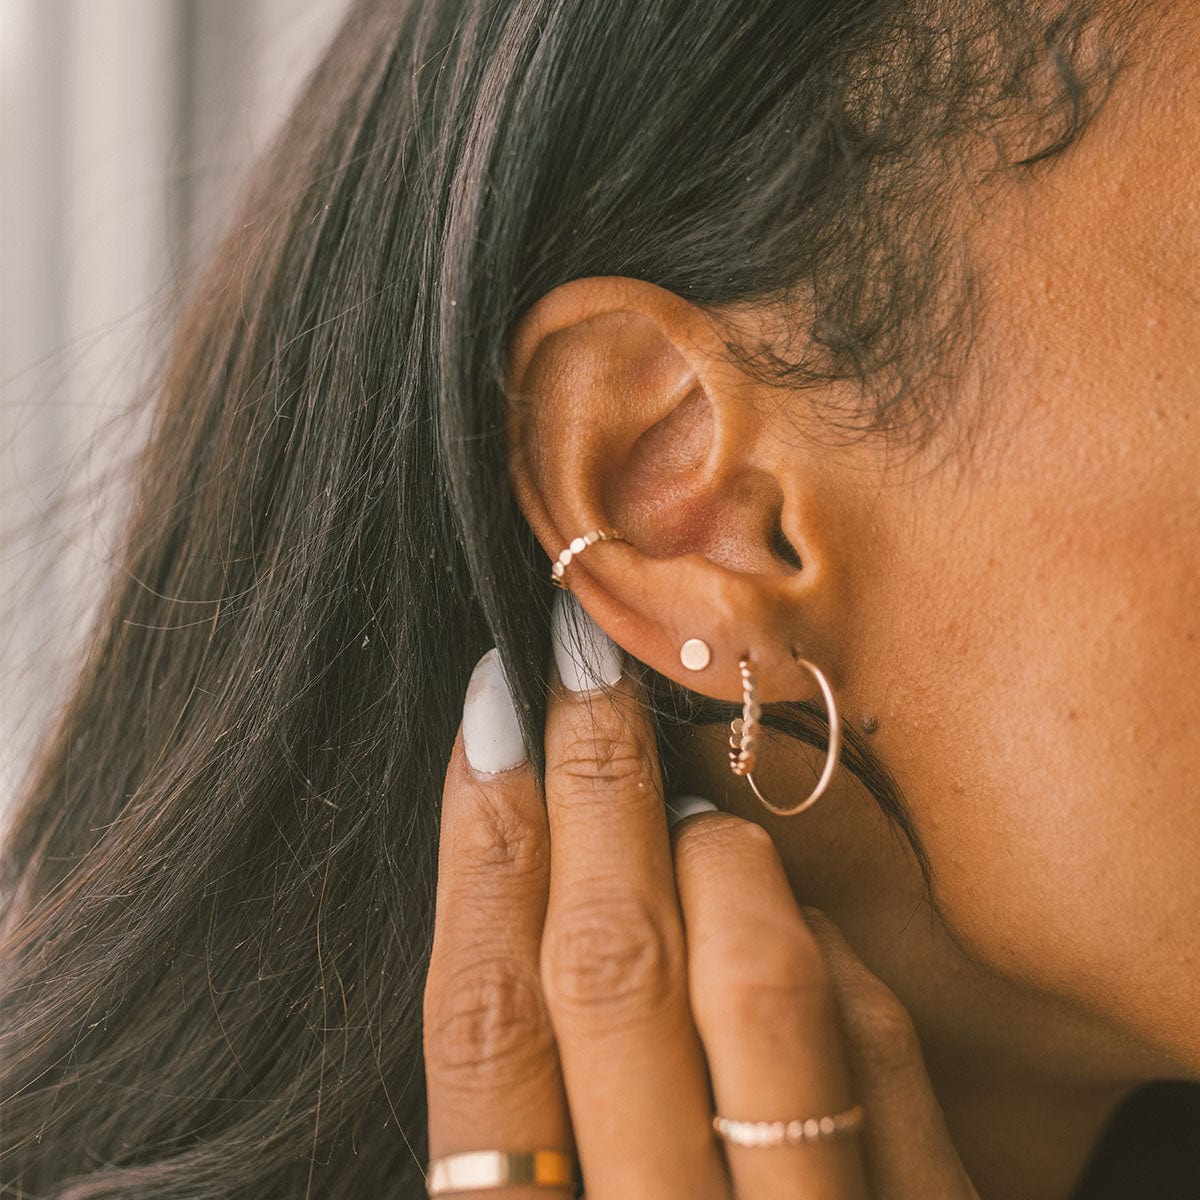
504;275;842;707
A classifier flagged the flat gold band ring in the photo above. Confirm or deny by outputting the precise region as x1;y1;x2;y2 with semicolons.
713;1101;866;1147
426;1149;580;1195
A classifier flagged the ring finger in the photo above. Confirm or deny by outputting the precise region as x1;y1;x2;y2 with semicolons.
671;811;870;1200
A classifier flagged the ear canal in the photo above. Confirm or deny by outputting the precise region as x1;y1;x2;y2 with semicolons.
770;518;804;571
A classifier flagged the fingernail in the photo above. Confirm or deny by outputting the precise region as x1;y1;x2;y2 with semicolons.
665;793;720;829
463;648;527;776
551;589;624;694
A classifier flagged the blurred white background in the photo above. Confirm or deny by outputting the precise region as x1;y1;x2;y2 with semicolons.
1;0;350;815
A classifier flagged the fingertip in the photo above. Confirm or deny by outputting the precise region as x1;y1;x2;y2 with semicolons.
797;906;853;964
463;646;529;777
798;906;853;957
550;589;624;695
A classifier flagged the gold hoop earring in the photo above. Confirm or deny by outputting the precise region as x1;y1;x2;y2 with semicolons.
549;529;626;590
729;653;841;817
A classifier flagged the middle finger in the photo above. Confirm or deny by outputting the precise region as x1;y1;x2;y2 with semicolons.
539;591;729;1200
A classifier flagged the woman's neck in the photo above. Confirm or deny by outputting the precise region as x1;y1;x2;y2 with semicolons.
929;1057;1132;1200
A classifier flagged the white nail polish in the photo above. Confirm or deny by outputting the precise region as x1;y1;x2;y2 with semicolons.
665;794;719;829
551;590;624;694
463;648;527;775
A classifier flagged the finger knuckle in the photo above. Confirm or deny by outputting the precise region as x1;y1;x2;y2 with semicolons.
843;981;922;1074
554;725;655;795
699;929;835;1032
423;957;554;1091
455;786;548;880
541;894;681;1024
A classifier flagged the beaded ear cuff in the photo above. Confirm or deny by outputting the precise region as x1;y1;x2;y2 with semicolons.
548;528;627;589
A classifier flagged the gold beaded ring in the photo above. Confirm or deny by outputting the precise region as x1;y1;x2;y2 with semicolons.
712;1102;865;1148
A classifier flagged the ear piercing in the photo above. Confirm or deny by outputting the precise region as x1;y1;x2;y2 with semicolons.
549;528;841;817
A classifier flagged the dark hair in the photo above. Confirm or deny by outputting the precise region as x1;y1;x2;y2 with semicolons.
0;1;1167;1196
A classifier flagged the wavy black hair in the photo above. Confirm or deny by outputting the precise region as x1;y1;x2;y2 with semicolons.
2;2;1183;1196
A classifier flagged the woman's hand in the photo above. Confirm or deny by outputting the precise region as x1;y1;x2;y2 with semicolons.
422;625;979;1199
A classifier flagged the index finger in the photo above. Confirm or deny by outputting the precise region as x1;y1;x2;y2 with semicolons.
537;591;729;1199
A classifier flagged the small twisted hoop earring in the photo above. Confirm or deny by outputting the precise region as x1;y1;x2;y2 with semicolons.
729;653;841;817
549;528;626;590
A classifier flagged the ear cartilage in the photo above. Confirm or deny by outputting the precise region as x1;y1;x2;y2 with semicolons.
549;528;626;590
679;637;712;671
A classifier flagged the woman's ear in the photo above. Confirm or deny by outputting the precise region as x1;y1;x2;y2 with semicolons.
505;275;848;706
